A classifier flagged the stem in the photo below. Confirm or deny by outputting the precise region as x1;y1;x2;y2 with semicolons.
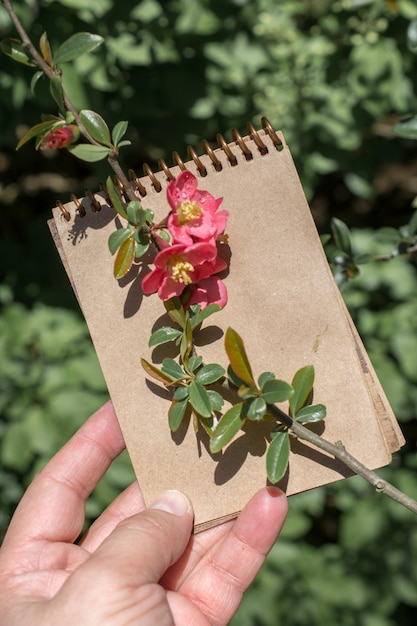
108;151;137;202
2;0;136;201
2;0;52;77
373;242;417;262
269;404;417;516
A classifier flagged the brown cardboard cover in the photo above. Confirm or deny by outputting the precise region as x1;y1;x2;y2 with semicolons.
49;129;404;531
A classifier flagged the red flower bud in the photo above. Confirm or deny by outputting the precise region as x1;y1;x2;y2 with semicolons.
40;124;79;150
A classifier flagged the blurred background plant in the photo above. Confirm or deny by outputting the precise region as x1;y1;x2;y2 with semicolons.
1;0;417;623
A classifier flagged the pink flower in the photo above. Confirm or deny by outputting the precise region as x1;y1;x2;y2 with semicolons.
187;275;228;309
40;124;79;150
142;241;227;302
167;171;228;245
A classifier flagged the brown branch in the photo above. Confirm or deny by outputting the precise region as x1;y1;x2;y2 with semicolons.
269;404;417;516
2;0;53;77
108;151;137;202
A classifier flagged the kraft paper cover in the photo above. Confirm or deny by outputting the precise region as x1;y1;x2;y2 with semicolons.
49;128;404;531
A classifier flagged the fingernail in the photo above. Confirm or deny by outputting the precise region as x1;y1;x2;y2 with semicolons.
150;490;192;517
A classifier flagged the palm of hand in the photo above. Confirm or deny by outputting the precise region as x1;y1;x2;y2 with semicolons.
0;402;287;625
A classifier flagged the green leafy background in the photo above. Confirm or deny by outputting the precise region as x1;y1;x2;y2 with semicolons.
1;0;417;623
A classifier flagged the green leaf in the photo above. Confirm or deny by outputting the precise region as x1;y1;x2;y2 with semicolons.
108;227;134;255
39;32;53;66
246;397;267;421
188;380;212;418
49;74;66;115
168;398;189;431
188;355;203;372
173;385;189;401
195;363;225;385
224;327;255;386
207;389;224;412
376;227;402;244
262;379;293;404
331;218;353;256
266;431;290;483
353;253;372;266
113;236;135;279
143;208;154;223
16;119;62;150
164;298;186;329
0;38;36;66
141;358;177;385
116;140;132;149
149;326;182;347
408;18;417;54
54;32;104;64
68;144;110;162
133;228;150;245
191;303;222;328
135;241;150;259
290;365;315;417
227;365;248;388
80;110;112;146
408;210;417;236
126;201;144;226
295;404;326;423
161;358;187;381
393;116;417;140
158;229;171;243
210;402;245;454
30;70;44;94
106;177;128;219
258;371;276;388
112;120;128;146
180;316;193;363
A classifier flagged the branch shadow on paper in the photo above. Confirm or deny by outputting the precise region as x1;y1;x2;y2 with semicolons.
66;197;115;245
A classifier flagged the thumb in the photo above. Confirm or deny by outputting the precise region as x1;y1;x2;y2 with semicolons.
92;489;194;586
47;491;193;625
55;489;194;625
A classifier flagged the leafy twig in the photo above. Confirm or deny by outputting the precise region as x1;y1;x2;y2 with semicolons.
269;404;417;516
1;0;136;201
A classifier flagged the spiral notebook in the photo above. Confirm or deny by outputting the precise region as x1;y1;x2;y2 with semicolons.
49;119;404;531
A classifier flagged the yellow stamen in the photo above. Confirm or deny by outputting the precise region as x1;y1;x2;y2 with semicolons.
217;233;229;244
170;256;194;284
177;200;203;225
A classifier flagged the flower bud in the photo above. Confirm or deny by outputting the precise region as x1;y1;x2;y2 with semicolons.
40;124;79;150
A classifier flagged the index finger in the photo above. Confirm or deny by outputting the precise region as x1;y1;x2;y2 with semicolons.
2;401;125;547
168;487;288;625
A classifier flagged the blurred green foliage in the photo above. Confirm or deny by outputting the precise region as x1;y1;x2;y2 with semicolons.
0;0;416;194
1;0;417;623
0;285;135;540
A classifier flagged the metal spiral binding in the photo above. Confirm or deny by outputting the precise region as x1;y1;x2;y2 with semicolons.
172;151;187;171
126;117;282;196
58;118;283;216
57;200;71;221
70;193;86;217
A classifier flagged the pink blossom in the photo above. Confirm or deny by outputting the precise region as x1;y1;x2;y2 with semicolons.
142;241;227;302
167;171;228;245
186;275;228;309
40;125;79;150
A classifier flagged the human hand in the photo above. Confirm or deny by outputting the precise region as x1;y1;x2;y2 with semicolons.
0;401;287;625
